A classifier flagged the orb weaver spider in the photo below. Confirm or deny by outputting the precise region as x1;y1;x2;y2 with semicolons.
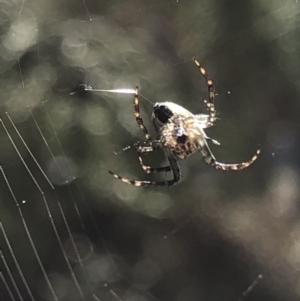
109;58;261;187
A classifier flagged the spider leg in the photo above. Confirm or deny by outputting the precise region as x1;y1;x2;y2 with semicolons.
195;114;214;128
108;155;181;187
206;136;221;146
138;160;171;174
200;141;261;171
193;58;217;126
113;145;132;155
135;143;171;174
113;140;152;156
134;86;152;144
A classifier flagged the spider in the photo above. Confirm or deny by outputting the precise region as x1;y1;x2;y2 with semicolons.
109;58;261;187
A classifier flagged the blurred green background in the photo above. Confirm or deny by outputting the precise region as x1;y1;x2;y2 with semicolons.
0;0;299;300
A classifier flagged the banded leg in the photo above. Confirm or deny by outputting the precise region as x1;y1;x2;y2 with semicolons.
196;114;215;128
109;156;181;187
193;58;216;126
112;139;155;156
112;142;171;173
200;141;261;171
138;159;171;174
134;86;152;144
135;143;171;174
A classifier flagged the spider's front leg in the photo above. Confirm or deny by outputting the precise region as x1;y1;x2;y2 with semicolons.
193;58;217;126
134;86;153;144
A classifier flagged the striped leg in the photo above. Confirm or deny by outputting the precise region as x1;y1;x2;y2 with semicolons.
112;142;171;174
193;58;216;126
135;143;171;174
134;86;152;144
109;156;181;187
196;114;215;128
200;141;261;171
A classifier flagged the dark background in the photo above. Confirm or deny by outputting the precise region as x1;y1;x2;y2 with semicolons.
0;0;299;300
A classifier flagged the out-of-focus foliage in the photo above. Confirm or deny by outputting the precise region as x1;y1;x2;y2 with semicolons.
0;0;300;300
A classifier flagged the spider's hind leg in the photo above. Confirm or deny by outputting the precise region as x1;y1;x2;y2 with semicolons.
137;155;172;174
135;142;171;174
109;154;181;187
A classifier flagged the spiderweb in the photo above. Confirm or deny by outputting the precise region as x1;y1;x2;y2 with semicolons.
0;1;299;300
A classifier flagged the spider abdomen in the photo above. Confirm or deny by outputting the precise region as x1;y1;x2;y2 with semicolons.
159;116;202;159
174;138;198;159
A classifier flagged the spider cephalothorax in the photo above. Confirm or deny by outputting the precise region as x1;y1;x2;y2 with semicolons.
109;58;261;187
